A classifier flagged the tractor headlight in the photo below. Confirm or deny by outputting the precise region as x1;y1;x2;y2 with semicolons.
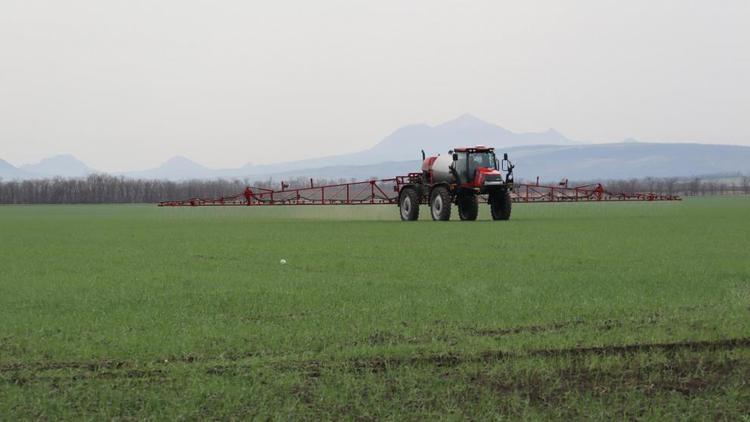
483;174;504;185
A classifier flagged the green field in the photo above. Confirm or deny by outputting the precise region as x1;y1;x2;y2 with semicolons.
1;199;749;419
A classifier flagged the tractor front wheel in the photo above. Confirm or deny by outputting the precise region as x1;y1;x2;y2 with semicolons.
458;193;478;221
399;188;419;221
489;189;512;220
430;186;452;221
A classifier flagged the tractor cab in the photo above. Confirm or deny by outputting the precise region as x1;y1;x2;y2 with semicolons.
450;146;514;190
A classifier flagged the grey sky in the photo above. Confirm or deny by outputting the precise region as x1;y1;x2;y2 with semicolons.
1;0;748;172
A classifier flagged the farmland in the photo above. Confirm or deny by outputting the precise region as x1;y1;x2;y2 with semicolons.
1;198;749;419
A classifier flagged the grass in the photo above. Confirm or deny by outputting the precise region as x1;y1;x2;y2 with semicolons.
1;198;749;419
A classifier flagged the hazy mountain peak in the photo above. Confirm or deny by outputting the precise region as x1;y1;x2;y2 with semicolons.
392;123;432;132
437;113;506;131
19;154;94;177
0;158;32;180
28;154;84;165
162;155;206;167
47;153;74;159
0;158;17;170
123;155;216;180
361;114;579;162
442;113;483;125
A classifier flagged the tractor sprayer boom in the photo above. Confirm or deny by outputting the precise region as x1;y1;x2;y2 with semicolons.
158;146;681;218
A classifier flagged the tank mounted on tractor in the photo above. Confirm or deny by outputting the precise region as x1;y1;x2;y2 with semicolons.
397;146;514;221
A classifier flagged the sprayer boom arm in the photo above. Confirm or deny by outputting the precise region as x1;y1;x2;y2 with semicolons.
158;176;680;207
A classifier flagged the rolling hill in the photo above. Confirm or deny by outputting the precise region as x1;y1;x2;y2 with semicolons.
19;154;95;178
0;159;31;180
3;115;749;182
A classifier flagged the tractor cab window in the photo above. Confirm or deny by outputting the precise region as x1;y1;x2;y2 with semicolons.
467;152;496;178
453;152;468;183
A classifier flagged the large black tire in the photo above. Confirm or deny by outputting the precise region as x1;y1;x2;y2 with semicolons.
399;188;420;221
430;186;452;221
458;193;478;221
489;189;512;220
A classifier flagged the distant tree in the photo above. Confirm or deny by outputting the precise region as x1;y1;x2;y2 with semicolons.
692;180;702;196
663;177;677;196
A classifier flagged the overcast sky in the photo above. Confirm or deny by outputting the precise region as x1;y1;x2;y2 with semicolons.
1;0;748;171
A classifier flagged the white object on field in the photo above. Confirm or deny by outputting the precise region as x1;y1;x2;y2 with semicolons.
280;259;287;264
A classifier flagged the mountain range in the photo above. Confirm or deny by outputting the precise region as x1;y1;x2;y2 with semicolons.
19;154;94;178
0;154;94;180
2;114;749;182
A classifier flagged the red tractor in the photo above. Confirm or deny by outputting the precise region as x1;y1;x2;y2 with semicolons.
397;146;514;221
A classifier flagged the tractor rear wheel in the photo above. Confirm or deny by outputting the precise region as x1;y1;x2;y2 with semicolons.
489;189;512;220
399;188;419;221
430;186;452;221
458;193;478;221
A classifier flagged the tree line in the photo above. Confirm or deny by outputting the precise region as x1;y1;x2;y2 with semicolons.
0;173;748;204
572;175;750;197
0;174;359;204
